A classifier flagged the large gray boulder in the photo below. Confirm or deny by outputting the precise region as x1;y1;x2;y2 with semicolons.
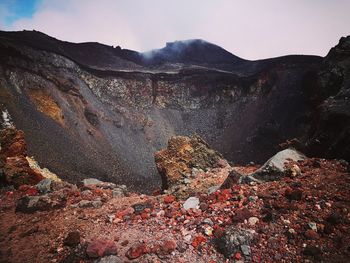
220;148;306;188
250;148;305;181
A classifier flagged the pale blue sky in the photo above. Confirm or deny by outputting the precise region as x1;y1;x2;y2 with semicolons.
0;0;37;25
0;0;349;59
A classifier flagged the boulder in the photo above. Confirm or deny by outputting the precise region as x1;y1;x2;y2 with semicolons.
125;243;148;259
86;239;118;258
0;128;43;187
249;148;306;181
155;135;227;197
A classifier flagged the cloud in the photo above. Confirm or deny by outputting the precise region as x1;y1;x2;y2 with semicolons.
2;0;350;59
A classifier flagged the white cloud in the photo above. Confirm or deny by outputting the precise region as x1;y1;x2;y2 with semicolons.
3;0;350;59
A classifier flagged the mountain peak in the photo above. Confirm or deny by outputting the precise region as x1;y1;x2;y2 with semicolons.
142;39;244;65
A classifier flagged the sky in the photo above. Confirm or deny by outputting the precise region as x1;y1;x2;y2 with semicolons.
0;0;349;60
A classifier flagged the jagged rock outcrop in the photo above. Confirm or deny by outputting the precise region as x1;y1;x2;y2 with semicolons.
0;128;43;187
155;135;230;197
305;36;350;161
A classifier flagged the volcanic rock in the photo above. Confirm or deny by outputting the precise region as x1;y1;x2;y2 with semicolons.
0;128;43;187
0;31;350;193
77;200;103;208
0;128;27;157
303;245;322;259
285;188;303;201
183;197;200;210
249;148;306;181
160;239;177;254
155;135;227;197
220;169;243;189
15;193;66;213
86;239;118;258
64;231;81;246
36;178;52;194
305;36;350;161
80;178;118;190
215;226;255;258
125;243;148;259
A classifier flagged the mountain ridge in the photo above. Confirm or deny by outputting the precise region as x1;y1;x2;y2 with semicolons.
0;30;349;192
0;30;322;71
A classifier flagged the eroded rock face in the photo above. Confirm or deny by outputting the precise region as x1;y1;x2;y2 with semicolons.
0;128;43;187
305;36;350;161
0;128;27;157
0;31;349;193
155;135;231;197
155;135;220;187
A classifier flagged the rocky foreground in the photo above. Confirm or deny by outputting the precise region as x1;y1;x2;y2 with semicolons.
0;128;350;263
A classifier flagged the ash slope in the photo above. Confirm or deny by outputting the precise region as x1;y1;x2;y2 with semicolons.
0;30;349;192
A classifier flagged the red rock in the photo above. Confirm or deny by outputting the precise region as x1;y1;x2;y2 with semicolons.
199;203;208;211
86;239;118;258
235;252;242;260
285;188;303;200
152;189;162;196
213;226;225;238
25;187;38;196
216;189;232;202
5;191;14;197
161;239;177;253
164;195;176;204
0;128;44;188
115;207;134;219
0;129;27;157
217;158;228;168
18;185;30;192
141;212;150;219
149;244;161;254
191;235;207;249
121;240;129;246
64;231;80;246
304;230;319;240
232;208;254;223
125;243;148;259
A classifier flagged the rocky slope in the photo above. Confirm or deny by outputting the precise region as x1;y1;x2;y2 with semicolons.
0;30;349;192
0;129;349;263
